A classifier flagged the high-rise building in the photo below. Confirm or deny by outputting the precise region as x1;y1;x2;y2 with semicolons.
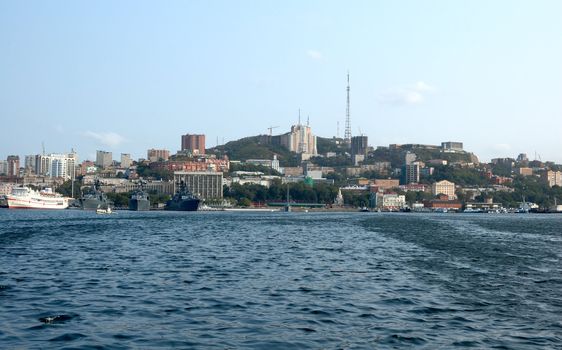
402;161;420;184
7;155;20;177
181;134;206;155
0;160;8;175
404;151;417;165
351;136;368;156
432;180;456;199
542;170;562;188
121;153;132;168
25;155;36;173
96;150;113;168
279;123;317;160
33;152;78;180
147;149;170;162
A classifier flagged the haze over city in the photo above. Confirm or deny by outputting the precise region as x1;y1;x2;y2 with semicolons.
1;0;561;162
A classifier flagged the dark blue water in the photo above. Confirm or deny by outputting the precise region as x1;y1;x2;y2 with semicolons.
1;210;561;349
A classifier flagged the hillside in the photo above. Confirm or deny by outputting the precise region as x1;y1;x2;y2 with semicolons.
207;135;300;167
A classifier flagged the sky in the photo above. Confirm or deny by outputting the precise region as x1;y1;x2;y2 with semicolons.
1;0;561;163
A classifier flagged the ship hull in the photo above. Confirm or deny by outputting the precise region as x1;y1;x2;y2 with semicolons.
81;198;109;210
165;198;200;211
129;198;151;211
7;196;68;210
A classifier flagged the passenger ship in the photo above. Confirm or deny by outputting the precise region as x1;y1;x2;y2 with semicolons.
7;186;69;209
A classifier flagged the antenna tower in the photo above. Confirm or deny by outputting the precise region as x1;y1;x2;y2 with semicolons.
344;72;352;143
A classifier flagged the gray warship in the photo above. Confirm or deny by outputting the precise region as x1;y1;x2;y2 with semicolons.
80;180;112;210
129;181;150;211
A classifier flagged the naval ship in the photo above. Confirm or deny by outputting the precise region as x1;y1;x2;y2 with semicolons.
129;181;151;211
165;181;200;211
80;180;112;210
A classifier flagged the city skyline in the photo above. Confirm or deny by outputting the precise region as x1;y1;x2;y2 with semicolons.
1;1;561;163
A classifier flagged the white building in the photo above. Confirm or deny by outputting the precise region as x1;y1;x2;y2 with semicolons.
375;193;406;210
121;153;132;168
280;123;317;160
432;180;456;199
33;152;78;180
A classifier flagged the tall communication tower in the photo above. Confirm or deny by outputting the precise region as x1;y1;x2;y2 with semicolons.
344;72;352;143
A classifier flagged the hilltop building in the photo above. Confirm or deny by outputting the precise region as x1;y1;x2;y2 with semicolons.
279;122;317;160
181;134;206;155
441;141;463;152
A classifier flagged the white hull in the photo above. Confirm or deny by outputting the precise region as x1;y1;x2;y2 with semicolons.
7;187;69;210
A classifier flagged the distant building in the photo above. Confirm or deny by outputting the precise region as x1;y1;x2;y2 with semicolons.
279;123;317;160
374;193;406;211
33;153;78;180
516;153;529;163
515;167;533;176
96;150;112;168
7;155;20;177
441;141;463;152
0;160;7;175
371;179;400;191
491;158;515;167
173;171;223;199
147;149;170;162
121;153;132;168
432;180;456;199
181;134;206;155
423;194;462;210
24;155;36;173
542;170;562;187
351;136;368;156
404;151;417;165
428;159;448;166
246;155;280;173
79;160;97;176
402;162;421;184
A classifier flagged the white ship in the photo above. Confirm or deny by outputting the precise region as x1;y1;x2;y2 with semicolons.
7;186;69;210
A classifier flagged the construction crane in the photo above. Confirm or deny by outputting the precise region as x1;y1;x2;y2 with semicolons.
267;126;279;136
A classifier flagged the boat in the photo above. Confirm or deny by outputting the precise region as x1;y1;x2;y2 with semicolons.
165;181;200;211
96;206;113;214
359;206;370;212
129;181;150;211
6;186;69;209
80;180;112;210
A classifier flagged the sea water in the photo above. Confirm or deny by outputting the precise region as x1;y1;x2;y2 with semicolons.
0;210;561;348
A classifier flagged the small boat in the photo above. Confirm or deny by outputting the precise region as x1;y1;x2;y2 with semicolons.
359;207;370;212
96;206;112;214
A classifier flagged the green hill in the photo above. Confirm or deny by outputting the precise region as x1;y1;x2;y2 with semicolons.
207;135;300;167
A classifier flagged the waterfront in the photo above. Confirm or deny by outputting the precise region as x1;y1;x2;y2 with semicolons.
0;210;561;349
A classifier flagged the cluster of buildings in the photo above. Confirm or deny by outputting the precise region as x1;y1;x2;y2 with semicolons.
2;118;561;210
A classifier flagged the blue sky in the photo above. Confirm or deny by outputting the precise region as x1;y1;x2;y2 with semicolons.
1;0;561;163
